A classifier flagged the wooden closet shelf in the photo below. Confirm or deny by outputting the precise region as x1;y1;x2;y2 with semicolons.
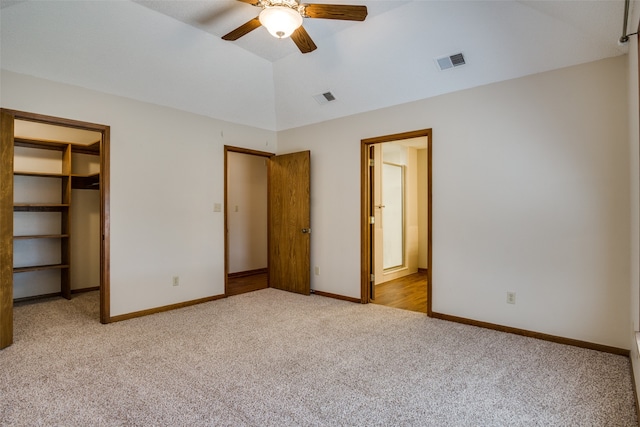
15;138;100;155
13;264;70;273
13;234;70;240
14;171;69;178
14;203;70;212
71;173;100;190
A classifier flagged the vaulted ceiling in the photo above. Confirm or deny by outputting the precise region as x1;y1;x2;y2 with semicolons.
0;0;631;131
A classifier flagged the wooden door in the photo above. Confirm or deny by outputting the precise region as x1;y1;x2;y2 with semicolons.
0;110;14;349
268;151;310;295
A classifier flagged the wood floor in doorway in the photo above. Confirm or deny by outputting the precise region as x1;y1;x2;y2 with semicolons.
372;271;428;313
227;272;268;296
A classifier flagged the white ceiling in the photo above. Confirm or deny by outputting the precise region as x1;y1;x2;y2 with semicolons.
0;0;632;131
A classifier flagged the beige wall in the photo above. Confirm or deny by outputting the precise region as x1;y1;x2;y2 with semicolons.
279;56;630;349
1;69;277;316
227;152;268;274
1;54;632;350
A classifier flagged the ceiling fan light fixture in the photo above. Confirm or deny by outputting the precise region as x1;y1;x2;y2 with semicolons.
259;6;303;39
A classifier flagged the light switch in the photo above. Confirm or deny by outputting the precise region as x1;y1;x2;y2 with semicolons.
214;203;222;212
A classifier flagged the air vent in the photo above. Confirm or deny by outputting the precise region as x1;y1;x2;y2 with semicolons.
313;91;336;105
435;52;466;71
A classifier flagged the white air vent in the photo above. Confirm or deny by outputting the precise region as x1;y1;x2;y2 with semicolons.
313;91;336;105
435;53;466;71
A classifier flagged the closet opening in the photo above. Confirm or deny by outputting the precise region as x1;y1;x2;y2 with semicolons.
0;109;110;350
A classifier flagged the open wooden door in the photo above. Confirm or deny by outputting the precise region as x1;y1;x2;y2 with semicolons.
268;151;311;295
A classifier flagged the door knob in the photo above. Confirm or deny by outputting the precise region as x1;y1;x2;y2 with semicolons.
302;228;311;234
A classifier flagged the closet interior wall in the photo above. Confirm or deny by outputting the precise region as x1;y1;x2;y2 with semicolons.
13;136;101;300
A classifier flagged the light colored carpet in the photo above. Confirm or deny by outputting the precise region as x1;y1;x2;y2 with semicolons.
1;289;637;426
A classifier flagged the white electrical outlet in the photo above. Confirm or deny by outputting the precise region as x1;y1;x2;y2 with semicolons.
314;266;320;276
173;276;179;287
506;291;516;304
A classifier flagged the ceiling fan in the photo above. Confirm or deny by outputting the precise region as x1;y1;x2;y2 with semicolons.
221;0;368;54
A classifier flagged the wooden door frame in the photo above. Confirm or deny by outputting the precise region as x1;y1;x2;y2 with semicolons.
361;129;432;315
223;145;274;295
0;109;111;349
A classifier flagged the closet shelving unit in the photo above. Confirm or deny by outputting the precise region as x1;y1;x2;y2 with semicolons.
13;137;100;301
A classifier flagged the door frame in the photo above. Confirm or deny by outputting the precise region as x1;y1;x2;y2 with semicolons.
223;145;274;295
0;108;111;349
361;129;432;315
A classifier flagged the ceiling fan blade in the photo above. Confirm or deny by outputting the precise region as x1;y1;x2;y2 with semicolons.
304;4;368;21
291;26;317;53
222;17;262;41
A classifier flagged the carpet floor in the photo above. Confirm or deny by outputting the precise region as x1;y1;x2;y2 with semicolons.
1;289;637;426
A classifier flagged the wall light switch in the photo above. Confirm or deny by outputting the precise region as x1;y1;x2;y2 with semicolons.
214;203;222;212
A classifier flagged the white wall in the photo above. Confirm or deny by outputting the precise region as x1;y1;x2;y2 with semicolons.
227;151;268;274
279;56;630;349
1;70;277;316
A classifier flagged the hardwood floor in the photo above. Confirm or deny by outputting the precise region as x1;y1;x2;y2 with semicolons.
372;270;428;313
226;270;427;314
227;272;268;296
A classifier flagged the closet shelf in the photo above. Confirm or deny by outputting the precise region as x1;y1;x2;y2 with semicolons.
14;171;68;178
15;138;100;155
13;264;70;274
14;203;70;212
71;173;100;190
13;234;70;240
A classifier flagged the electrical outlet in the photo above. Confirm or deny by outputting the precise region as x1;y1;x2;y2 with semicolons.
506;291;516;304
173;276;179;287
314;266;320;276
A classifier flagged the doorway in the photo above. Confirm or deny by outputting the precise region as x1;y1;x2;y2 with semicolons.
224;146;311;297
0;109;111;350
361;129;432;315
224;146;272;296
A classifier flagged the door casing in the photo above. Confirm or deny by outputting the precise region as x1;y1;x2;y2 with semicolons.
224;147;311;296
0;108;111;349
224;145;274;294
361;129;432;314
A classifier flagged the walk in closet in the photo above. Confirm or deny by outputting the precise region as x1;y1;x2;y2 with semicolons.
12;121;102;300
1;109;110;349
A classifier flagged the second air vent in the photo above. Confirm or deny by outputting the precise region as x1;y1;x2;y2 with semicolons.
435;53;466;71
313;91;336;105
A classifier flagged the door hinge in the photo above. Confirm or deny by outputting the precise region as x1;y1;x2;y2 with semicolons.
370;274;375;282
369;159;375;167
369;216;375;224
